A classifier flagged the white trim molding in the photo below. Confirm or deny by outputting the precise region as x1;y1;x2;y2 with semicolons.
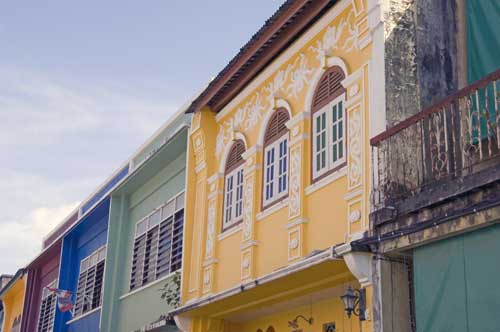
335;243;373;287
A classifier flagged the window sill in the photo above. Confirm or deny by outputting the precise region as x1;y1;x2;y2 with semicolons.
305;167;347;196
217;224;242;241
256;198;289;221
120;270;180;301
66;307;101;325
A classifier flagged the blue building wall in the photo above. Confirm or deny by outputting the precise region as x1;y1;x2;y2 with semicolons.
53;198;110;332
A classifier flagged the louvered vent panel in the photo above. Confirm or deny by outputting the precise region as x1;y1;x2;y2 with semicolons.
171;210;185;272
156;217;173;279
142;225;160;285
74;270;88;316
130;234;146;290
92;260;105;308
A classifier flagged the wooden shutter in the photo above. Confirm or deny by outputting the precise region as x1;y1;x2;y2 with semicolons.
312;66;346;113
264;108;290;146
225;140;245;173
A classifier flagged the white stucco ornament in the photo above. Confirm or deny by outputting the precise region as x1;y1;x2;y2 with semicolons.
289;238;299;250
349;83;359;97
203;273;210;285
195;137;202;147
348;209;361;223
242;258;250;269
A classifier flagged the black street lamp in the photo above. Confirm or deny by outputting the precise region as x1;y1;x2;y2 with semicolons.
340;286;366;321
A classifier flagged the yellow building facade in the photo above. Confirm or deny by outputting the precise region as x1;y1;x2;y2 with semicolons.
174;1;378;331
1;272;26;332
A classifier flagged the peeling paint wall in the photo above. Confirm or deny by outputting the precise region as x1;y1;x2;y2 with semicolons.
384;0;460;126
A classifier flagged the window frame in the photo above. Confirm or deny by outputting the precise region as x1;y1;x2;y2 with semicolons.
223;164;245;230
74;245;106;318
36;279;57;332
129;191;185;291
312;91;347;181
262;134;289;209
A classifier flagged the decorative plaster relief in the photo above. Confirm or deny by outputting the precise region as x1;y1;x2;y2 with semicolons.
215;7;361;158
203;271;210;285
242;174;255;241
205;199;216;259
349;83;359;97
288;227;301;261
288;146;302;219
242;258;250;269
241;249;252;280
343;13;361;53
287;53;314;98
348;108;362;188
348;209;361;223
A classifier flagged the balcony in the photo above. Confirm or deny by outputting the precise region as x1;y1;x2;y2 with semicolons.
371;69;500;228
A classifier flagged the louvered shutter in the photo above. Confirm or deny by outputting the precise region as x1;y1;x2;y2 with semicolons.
312;66;346;113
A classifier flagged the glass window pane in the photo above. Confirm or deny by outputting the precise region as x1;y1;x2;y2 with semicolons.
175;192;185;210
136;219;148;236
149;209;161;227
162;200;175;219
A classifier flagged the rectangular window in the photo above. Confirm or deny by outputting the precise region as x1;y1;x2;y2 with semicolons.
130;192;185;291
37;279;57;332
263;135;289;207
74;246;106;317
312;96;346;180
223;165;244;229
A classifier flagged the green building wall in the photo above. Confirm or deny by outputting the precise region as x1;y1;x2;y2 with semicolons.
100;126;188;332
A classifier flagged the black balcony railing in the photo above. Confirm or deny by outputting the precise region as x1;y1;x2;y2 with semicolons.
371;69;500;210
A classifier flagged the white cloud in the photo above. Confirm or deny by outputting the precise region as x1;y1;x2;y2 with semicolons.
0;65;182;273
0;202;80;274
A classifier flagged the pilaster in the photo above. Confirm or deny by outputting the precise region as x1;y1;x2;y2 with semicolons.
240;145;260;282
342;63;368;240
285;111;309;261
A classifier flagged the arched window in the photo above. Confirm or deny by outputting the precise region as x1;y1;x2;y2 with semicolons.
262;108;290;208
223;140;246;230
311;65;346;181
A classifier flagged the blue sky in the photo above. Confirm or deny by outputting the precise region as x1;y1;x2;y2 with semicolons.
0;0;283;274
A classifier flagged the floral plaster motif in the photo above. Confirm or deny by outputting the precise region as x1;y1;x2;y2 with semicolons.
205;199;216;258
242;175;255;241
310;18;346;61
348;109;362;188
215;10;357;157
288;146;302;218
287;54;314;98
343;13;360;53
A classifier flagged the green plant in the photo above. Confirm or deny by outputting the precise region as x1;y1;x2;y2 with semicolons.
159;271;181;320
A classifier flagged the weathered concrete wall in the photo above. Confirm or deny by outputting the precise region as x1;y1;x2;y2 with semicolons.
415;0;458;108
384;0;460;126
373;257;413;332
384;0;420;127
